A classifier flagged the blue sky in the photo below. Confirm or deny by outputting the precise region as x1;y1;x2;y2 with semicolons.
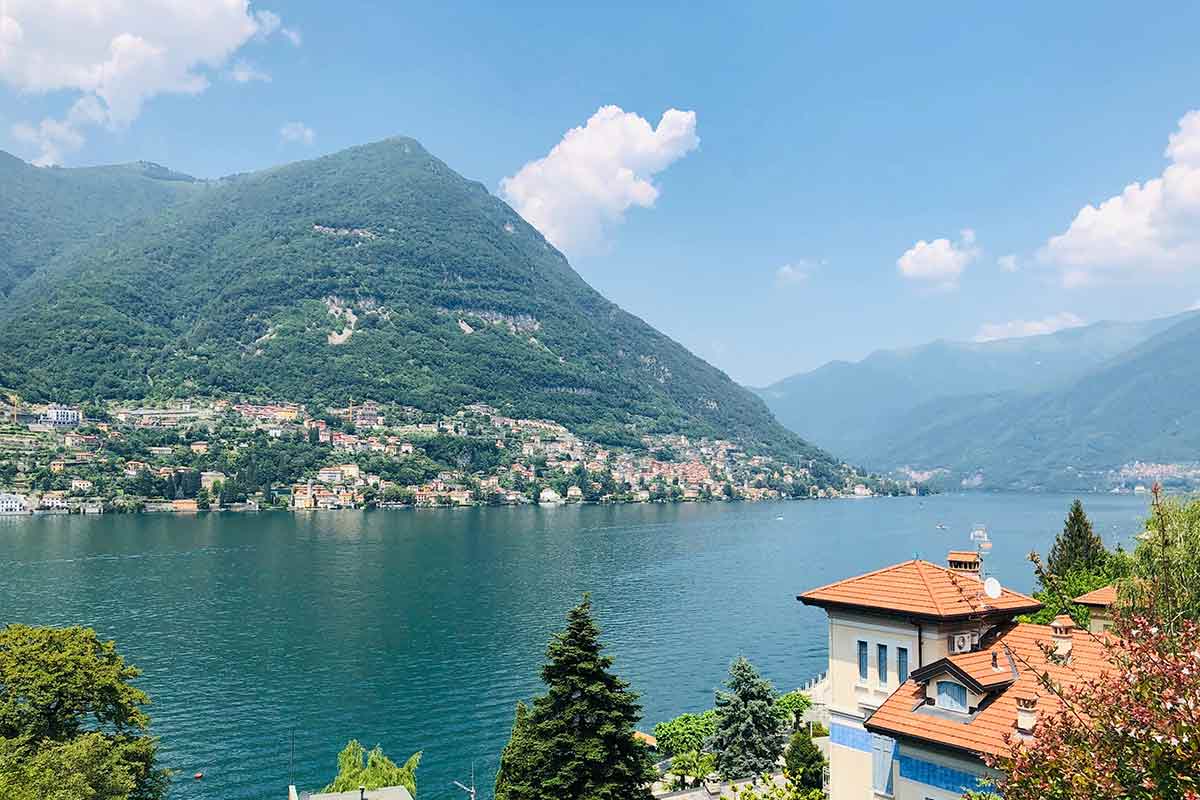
3;2;1200;385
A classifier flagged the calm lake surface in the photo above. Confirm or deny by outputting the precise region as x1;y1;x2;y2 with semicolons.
0;494;1149;799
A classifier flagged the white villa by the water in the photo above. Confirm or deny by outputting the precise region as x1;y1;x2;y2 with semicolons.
799;551;1113;799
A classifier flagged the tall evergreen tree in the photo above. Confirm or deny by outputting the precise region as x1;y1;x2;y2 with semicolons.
783;730;826;791
1046;499;1109;579
495;701;536;796
494;595;655;800
709;657;784;780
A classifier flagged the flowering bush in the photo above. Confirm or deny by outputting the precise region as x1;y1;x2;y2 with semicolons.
980;614;1200;800
981;489;1200;800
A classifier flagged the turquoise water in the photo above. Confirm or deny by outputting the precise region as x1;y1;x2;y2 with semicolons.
0;494;1149;799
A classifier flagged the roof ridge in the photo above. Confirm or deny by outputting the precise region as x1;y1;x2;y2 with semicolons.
914;560;945;616
925;560;1041;605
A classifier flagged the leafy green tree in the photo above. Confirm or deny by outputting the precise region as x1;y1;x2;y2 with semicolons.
1020;566;1122;626
726;773;825;800
494;595;655;800
323;740;420;795
1125;490;1200;628
653;710;717;758
709;658;785;780
668;750;716;790
1045;499;1108;579
783;730;825;792
773;690;812;733
0;625;167;800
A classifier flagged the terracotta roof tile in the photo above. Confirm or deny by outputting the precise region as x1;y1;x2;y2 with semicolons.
865;622;1114;757
798;560;1041;621
1074;584;1117;608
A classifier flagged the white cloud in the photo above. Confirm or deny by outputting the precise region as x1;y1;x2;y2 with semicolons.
774;264;808;286
279;121;314;145
998;254;1018;272
499;105;699;255
774;259;821;287
973;312;1085;342
896;228;980;287
1190;299;1200;311
1042;110;1200;286
229;59;270;83
1;1;293;165
281;27;302;47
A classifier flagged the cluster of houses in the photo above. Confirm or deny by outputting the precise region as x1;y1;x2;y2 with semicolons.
0;398;898;514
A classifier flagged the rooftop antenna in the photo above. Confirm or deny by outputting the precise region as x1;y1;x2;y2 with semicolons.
452;763;476;800
970;523;993;574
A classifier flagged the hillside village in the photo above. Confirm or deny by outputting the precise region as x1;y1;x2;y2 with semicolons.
0;398;906;514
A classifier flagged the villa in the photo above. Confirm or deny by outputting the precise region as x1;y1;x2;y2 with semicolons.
799;553;1113;799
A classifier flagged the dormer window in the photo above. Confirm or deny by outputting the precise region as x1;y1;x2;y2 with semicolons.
936;680;968;713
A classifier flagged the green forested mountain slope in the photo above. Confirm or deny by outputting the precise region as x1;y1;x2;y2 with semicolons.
0;151;200;296
0;138;835;468
755;315;1188;466
856;312;1200;489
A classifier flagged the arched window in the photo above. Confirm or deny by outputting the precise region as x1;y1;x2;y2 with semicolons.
937;680;968;713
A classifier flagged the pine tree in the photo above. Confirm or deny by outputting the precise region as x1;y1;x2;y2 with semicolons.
494;595;655;800
709;657;785;780
783;730;826;791
495;701;537;798
1046;499;1109;579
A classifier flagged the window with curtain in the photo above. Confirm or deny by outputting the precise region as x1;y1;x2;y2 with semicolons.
937;680;968;712
858;640;868;682
898;647;909;683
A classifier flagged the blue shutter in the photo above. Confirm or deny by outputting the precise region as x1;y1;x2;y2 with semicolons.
877;644;888;685
898;647;909;683
871;734;896;795
858;640;868;681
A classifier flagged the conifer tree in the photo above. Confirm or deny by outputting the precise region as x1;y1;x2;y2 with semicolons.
709;657;785;780
783;730;826;791
494;595;655;800
1046;499;1108;579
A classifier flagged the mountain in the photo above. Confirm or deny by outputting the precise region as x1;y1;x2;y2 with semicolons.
756;311;1200;489
0;139;839;473
0;151;200;296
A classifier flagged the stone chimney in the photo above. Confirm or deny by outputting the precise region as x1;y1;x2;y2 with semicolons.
1015;691;1039;736
947;550;981;579
1050;614;1075;660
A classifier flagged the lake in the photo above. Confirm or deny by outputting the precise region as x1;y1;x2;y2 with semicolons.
0;493;1149;799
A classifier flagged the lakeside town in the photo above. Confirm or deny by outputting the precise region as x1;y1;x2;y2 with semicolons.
0;398;905;515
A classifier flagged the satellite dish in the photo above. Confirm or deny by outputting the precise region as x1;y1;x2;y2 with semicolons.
984;577;1003;600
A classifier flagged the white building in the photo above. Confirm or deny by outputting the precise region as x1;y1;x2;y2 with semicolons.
0;493;31;514
799;553;1110;799
41;404;82;427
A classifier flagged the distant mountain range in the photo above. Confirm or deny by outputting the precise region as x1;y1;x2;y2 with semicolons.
755;311;1200;490
0;139;846;480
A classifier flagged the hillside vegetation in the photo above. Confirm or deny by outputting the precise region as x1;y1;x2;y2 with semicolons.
0;152;200;296
0;139;836;472
757;312;1200;489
